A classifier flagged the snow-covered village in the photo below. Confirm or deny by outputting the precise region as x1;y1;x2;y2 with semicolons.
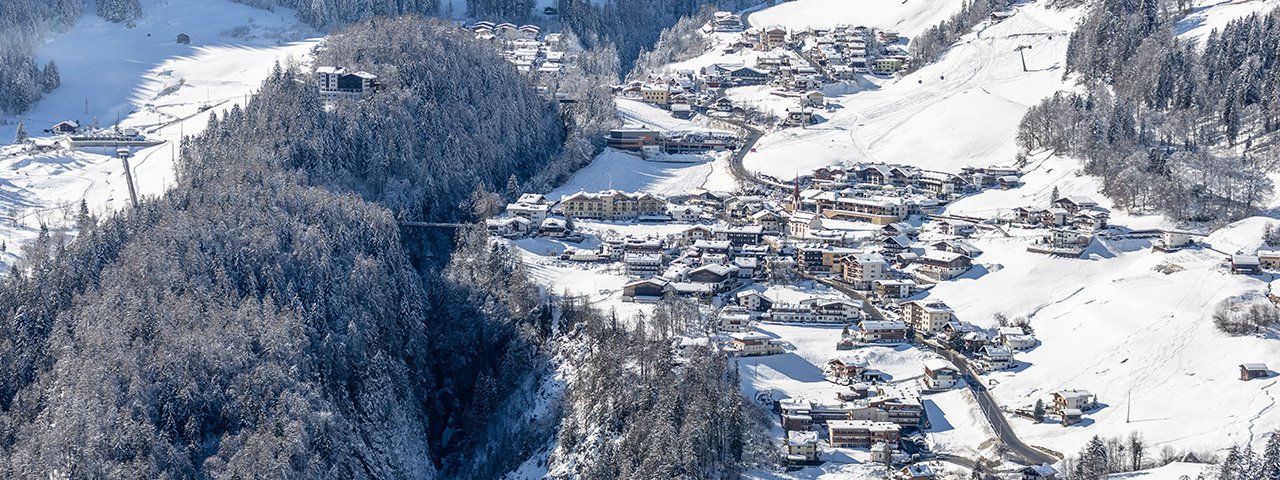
2;0;1280;478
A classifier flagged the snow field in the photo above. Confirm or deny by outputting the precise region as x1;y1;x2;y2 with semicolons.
0;0;318;270
742;0;1080;179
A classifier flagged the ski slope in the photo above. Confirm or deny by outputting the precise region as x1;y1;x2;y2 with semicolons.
1177;0;1280;45
0;0;318;270
748;0;964;38
742;0;1079;179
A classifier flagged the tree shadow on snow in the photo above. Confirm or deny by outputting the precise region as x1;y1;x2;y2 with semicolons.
739;352;828;384
921;398;954;433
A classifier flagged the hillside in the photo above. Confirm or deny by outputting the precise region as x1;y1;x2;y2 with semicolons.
0;0;318;270
742;0;1079;178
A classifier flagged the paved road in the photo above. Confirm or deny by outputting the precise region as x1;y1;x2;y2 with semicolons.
928;342;1060;466
708;116;787;191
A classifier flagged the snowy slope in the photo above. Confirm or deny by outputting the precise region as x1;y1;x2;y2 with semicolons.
1177;0;1280;45
742;0;1079;179
546;145;742;199
3;0;313;141
0;0;318;270
921;216;1280;455
945;153;1174;231
748;0;965;38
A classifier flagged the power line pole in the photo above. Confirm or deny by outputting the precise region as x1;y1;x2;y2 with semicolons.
1014;45;1032;72
117;147;139;208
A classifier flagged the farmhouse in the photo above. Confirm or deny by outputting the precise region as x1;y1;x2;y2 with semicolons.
922;358;960;390
858;319;908;343
998;326;1037;350
1020;464;1060;479
980;346;1015;371
1232;255;1262;274
1052;195;1099;214
783;107;814;127
915;250;972;281
1241;363;1270;380
1257;247;1280;270
49;120;80;135
729;332;784;356
736;290;773;312
826;357;866;382
1052;390;1096;412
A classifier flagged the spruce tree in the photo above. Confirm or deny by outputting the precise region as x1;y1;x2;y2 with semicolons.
1262;431;1280;479
41;60;60;93
14;121;27;144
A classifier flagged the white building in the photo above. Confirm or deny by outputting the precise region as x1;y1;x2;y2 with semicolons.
315;66;378;96
980;345;1015;371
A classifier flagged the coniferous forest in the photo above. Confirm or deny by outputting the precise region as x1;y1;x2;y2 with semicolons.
1017;2;1280;222
0;11;763;478
0;17;551;479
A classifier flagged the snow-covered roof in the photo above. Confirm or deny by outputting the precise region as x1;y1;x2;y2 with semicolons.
860;320;907;330
997;326;1025;336
1055;389;1093;399
623;277;669;288
729;332;771;341
923;358;958;372
921;250;966;262
787;430;818;445
690;263;737;278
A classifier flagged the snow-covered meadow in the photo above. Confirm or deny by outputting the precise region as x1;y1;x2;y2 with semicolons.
0;0;318;269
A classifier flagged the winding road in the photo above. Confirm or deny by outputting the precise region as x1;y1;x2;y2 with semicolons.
927;340;1060;466
807;271;1059;466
